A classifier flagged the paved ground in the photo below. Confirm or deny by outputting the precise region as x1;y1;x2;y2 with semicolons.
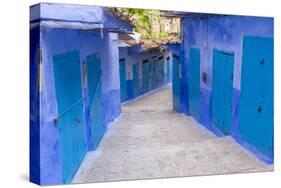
73;85;273;183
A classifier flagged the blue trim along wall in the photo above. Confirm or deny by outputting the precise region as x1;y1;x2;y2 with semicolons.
180;15;274;162
30;3;133;32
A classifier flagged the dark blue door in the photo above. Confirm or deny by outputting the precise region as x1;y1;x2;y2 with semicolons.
172;54;181;112
132;64;139;97
142;60;149;93
188;48;201;121
158;57;164;87
119;59;127;102
86;54;105;150
239;36;273;158
166;59;171;83
148;61;153;91
152;58;157;89
211;49;234;134
53;51;86;183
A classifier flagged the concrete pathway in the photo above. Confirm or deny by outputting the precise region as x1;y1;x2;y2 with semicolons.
73;85;273;183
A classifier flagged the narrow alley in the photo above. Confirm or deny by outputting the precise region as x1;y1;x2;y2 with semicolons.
73;86;272;183
30;4;274;185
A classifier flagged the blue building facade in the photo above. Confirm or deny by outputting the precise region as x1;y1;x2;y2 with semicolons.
30;3;133;185
175;14;274;162
119;45;172;103
30;4;274;185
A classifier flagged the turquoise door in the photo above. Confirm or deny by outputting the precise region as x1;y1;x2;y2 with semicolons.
86;54;105;150
132;63;139;97
53;51;86;183
119;59;127;102
239;36;273;158
188;48;201;120
172;54;181;112
211;49;234;134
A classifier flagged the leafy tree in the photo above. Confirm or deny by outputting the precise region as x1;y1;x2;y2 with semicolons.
110;8;170;39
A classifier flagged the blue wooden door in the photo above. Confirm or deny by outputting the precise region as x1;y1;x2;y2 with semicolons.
86;54;105;150
152;58;157;89
133;63;139;97
211;49;234;134
166;58;171;83
158;57;165;87
172;54;181;112
53;51;86;183
188;48;201;120
142;61;146;93
148;61;153;91
142;60;149;93
239;36;273;158
119;59;127;102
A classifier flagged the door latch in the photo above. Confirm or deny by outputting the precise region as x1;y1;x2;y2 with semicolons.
75;118;81;126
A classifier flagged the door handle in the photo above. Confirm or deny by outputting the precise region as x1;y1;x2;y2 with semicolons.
75;118;81;126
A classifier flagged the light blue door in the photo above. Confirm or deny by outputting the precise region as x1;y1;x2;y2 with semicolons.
188;48;201;120
53;50;86;183
239;36;273;158
211;49;234;134
119;59;127;102
172;54;181;112
86;54;105;150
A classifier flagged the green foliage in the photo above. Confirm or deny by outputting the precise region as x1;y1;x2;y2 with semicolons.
117;8;169;40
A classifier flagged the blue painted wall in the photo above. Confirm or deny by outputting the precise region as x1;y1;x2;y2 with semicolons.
119;46;171;102
30;3;133;32
32;28;125;185
181;15;274;162
30;3;132;185
101;33;122;125
30;27;41;185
